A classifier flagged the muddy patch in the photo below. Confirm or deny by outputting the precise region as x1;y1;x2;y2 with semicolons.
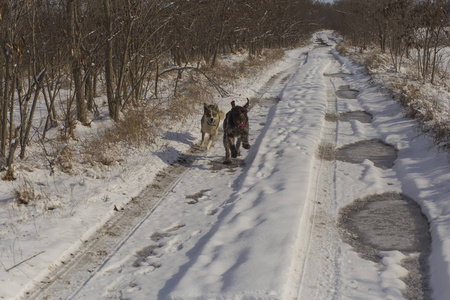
337;139;397;169
209;159;246;171
336;85;359;99
323;72;352;78
339;192;431;299
339;111;373;123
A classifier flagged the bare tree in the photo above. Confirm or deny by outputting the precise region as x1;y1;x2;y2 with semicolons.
67;0;87;124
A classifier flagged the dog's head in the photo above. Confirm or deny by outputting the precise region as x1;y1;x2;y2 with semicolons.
229;99;249;128
204;103;220;126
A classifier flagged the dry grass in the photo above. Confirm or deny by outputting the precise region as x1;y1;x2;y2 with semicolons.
56;146;73;173
83;104;159;166
363;52;385;74
14;179;37;206
397;82;450;151
335;44;349;56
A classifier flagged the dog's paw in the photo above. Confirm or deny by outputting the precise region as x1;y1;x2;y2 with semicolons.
231;148;238;158
243;143;251;150
223;159;232;165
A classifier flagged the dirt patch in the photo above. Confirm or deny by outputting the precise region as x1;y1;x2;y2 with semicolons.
339;111;373;123
316;142;336;161
336;85;359;99
209;159;246;171
336;139;397;169
338;192;431;300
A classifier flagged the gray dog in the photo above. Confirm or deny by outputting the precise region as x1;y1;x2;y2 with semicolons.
223;99;250;164
200;103;225;151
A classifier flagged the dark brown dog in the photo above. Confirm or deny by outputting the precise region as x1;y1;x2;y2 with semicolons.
223;99;250;164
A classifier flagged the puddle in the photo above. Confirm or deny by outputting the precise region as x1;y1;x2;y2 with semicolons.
339;192;431;299
336;85;359;99
337;139;397;169
339;111;373;123
323;73;352;78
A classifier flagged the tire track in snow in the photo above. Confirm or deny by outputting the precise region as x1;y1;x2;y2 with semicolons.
285;44;343;300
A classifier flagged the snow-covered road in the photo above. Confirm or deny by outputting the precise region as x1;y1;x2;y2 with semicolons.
16;32;450;300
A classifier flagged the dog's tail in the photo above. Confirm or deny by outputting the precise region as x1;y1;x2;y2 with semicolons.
219;110;225;120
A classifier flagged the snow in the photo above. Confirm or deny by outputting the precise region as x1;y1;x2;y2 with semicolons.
1;31;449;300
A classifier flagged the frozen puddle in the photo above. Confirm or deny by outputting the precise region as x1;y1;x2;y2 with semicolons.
337;139;397;169
339;192;431;299
336;85;359;99
339;111;372;123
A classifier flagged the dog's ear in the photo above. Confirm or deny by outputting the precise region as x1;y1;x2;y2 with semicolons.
244;98;250;109
204;103;208;112
213;104;218;110
231;101;235;108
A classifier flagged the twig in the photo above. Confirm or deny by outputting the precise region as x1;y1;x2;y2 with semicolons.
6;251;45;272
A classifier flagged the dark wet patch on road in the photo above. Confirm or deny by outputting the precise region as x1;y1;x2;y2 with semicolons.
209;159;246;171
336;85;359;99
339;111;373;123
337;139;397;169
338;192;431;300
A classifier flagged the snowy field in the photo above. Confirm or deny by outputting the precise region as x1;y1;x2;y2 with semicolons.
0;31;449;299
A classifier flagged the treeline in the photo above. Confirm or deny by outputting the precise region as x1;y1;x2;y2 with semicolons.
0;0;322;174
329;0;450;82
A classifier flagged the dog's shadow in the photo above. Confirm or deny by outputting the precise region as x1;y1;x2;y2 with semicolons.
163;131;196;146
208;158;246;172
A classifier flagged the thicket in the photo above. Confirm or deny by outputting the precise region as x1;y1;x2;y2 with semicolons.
0;0;322;178
330;0;450;151
331;0;450;82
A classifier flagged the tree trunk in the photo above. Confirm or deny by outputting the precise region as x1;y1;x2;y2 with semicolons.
103;0;118;121
1;53;11;157
68;0;86;124
85;70;94;111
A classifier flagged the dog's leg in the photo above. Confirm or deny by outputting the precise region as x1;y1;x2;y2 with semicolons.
223;134;234;164
230;138;238;158
235;137;241;157
242;133;251;150
200;131;206;149
206;132;215;151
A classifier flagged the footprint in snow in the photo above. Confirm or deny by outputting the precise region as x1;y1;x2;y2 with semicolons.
132;245;161;268
185;189;212;204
